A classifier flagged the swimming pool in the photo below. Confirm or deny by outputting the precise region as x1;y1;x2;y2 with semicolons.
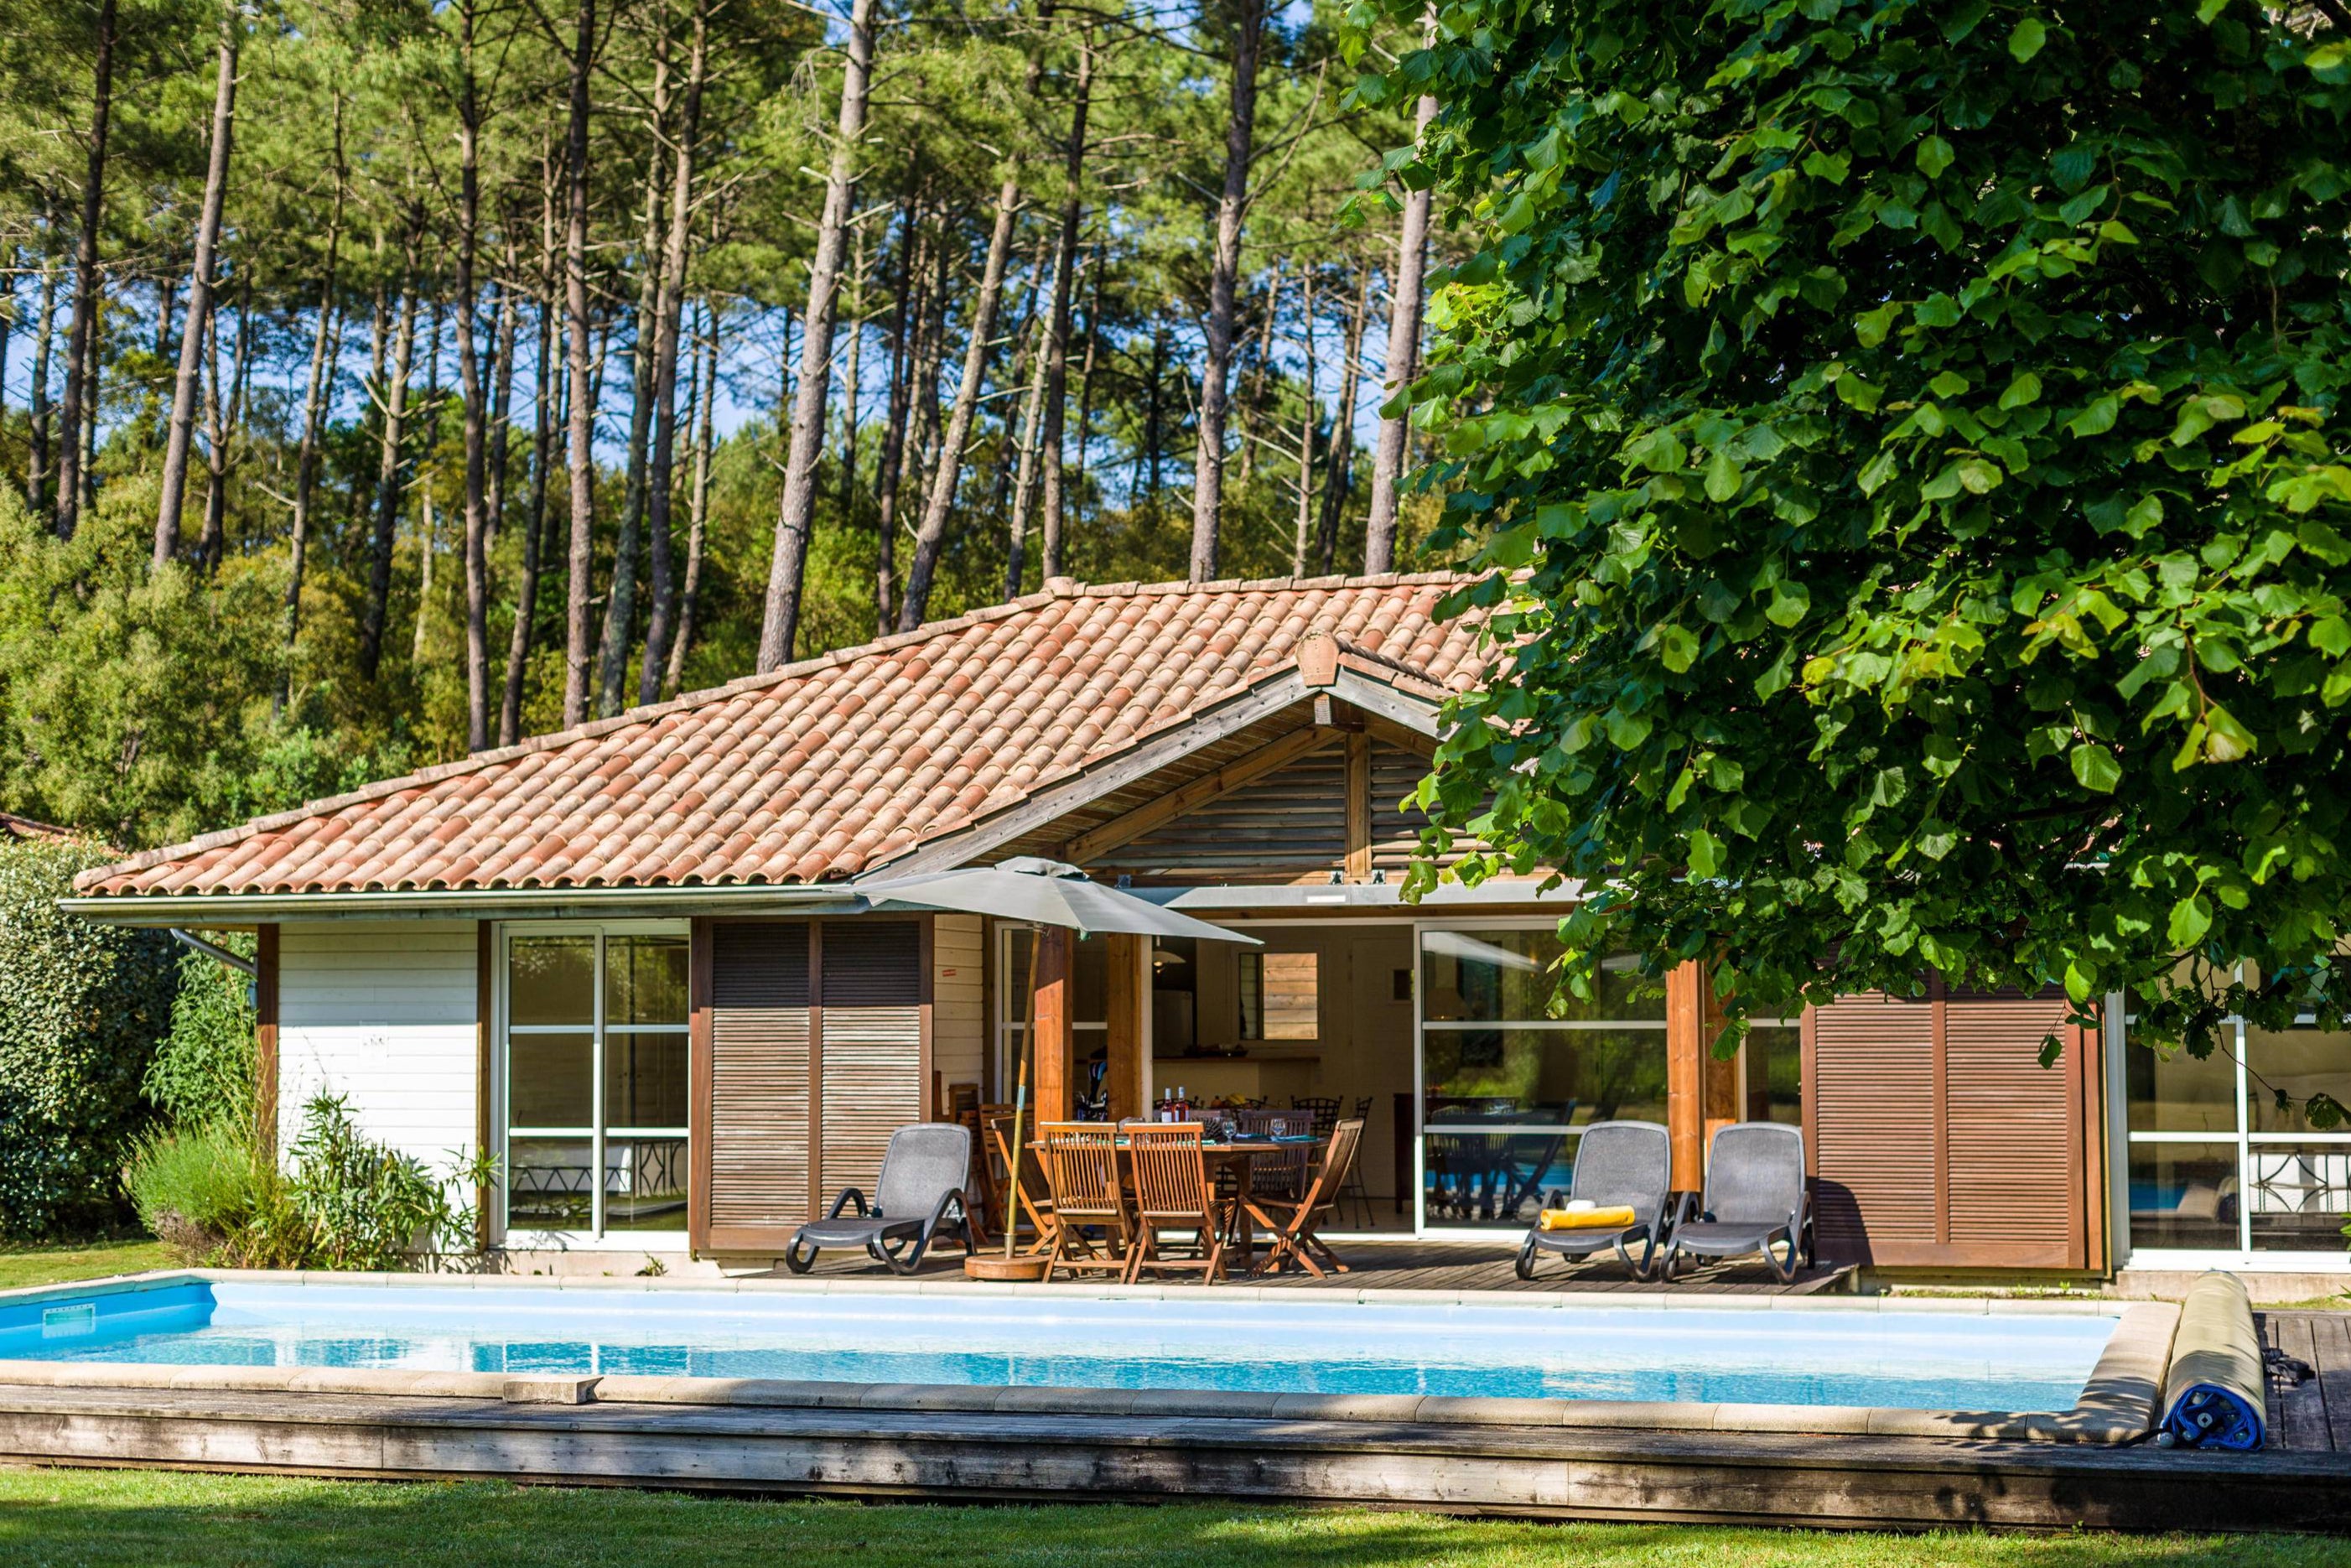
0;1278;2121;1411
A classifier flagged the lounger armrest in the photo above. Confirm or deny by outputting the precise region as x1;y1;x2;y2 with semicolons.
826;1187;869;1219
924;1186;967;1233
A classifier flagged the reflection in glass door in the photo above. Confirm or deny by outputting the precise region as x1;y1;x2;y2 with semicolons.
1414;926;1669;1230
504;926;690;1240
2123;1004;2351;1259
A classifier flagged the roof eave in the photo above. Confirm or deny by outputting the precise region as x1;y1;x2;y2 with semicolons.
58;883;866;927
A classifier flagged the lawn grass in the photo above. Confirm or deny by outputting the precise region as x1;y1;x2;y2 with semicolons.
0;1469;2338;1568
0;1239;174;1292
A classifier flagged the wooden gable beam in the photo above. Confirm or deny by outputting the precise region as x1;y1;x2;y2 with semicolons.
1062;725;1338;864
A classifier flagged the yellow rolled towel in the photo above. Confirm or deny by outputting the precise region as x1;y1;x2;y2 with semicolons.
1538;1205;1637;1232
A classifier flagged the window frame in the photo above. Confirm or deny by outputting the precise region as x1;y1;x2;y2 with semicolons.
497;919;692;1247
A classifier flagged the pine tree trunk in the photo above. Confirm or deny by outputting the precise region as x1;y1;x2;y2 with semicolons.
560;0;599;726
1035;34;1092;580
1186;0;1263;581
501;287;559;747
1070;253;1104;511
1364;79;1438;573
637;0;708;707
359;264;418;681
155;3;238;569
282;123;345;696
26;253;56;511
898;176;1021;631
1315;262;1371;574
900;233;949;579
1234;259;1283;492
54;0;117;538
663;302;719;698
454;0;493;751
871;203;925;633
1291;271;1318;574
486;269;516;552
757;0;876;671
597;52;669;718
837;224;866;535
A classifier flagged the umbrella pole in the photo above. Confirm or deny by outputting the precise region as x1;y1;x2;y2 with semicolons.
1003;925;1041;1259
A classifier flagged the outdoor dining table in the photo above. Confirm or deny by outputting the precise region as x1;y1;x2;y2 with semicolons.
1030;1131;1327;1275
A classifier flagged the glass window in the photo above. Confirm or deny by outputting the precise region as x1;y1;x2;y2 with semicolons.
2245;1026;2351;1134
510;937;594;1025
1425;1132;1575;1226
1421;931;1665;1022
1424;1028;1668;1128
2248;1145;2351;1252
506;927;691;1239
1239;951;1319;1040
2124;1041;2237;1134
1746;1023;1803;1125
2126;1142;2239;1250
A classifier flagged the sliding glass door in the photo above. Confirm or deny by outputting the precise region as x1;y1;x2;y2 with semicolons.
503;924;690;1243
1414;924;1669;1231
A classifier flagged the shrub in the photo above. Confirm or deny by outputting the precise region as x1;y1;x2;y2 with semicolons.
143;939;257;1131
0;838;180;1239
121;1119;264;1263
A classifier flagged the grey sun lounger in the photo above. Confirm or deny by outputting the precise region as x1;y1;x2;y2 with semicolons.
785;1122;976;1275
1513;1119;1674;1281
1663;1121;1811;1283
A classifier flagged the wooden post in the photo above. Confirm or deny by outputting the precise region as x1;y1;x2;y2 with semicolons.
255;923;281;1164
688;916;714;1253
1034;925;1072;1122
1702;976;1738;1153
471;922;491;1251
1105;932;1143;1122
1343;729;1373;883
1665;960;1703;1192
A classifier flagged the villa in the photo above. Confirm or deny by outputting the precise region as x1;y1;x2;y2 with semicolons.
56;574;2338;1286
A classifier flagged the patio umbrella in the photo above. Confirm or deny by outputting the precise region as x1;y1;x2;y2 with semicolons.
858;858;1259;1261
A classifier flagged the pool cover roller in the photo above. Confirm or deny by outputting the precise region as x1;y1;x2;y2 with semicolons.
2160;1270;2265;1451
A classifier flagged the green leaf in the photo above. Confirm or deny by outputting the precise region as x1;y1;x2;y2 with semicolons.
1704;449;1743;502
1686;829;1725;880
1854;302;1899;348
1998;372;2042;410
2068;743;2121;792
2009;16;2047;61
1916;135;1954;179
2168;893;2213;948
1766;580;1811;627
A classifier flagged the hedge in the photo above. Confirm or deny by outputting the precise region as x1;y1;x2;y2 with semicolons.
0;837;180;1238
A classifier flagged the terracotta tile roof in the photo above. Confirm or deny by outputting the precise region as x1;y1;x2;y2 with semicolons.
76;574;1488;899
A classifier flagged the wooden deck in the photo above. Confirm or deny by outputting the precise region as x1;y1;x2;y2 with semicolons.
2260;1310;2351;1455
758;1238;1858;1295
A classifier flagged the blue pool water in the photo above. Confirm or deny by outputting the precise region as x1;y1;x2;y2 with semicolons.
0;1280;2117;1411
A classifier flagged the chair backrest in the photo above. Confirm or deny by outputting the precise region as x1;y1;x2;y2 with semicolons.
1567;1120;1671;1217
1233;1106;1302;1138
1041;1121;1125;1223
874;1123;972;1217
1300;1118;1364;1212
1123;1124;1214;1223
1701;1121;1806;1226
1290;1096;1342;1139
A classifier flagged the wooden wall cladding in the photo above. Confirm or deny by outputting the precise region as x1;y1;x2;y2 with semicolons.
694;917;929;1253
1806;981;2096;1271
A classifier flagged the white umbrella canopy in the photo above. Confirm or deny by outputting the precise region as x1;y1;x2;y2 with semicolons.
859;857;1260;944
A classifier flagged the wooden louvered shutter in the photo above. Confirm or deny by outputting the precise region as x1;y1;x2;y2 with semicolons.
1808;992;1939;1264
817;919;928;1208
696;921;812;1250
1807;980;2096;1269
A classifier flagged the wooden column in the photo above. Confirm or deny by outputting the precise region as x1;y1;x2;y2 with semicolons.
255;923;281;1164
1666;961;1704;1191
1033;925;1072;1122
1105;932;1144;1122
687;916;714;1252
471;922;491;1249
1343;729;1373;882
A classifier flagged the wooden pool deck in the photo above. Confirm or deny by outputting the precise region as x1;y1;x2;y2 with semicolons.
2261;1310;2351;1456
751;1238;1861;1295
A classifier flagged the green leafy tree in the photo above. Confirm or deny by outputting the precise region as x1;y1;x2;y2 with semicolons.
1364;0;2351;1106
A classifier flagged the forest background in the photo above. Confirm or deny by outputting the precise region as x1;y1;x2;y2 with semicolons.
0;0;1445;850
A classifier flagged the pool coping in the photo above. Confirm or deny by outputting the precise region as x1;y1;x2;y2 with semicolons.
0;1270;2178;1445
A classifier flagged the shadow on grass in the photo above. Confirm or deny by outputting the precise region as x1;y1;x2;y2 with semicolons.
0;1469;2342;1568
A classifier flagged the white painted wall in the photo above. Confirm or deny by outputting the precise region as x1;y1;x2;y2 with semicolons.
933;913;986;1098
278;921;480;1176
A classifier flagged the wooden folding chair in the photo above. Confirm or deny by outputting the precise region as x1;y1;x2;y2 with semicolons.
985;1112;1056;1256
1254;1118;1363;1278
1039;1122;1132;1281
1122;1124;1228;1284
